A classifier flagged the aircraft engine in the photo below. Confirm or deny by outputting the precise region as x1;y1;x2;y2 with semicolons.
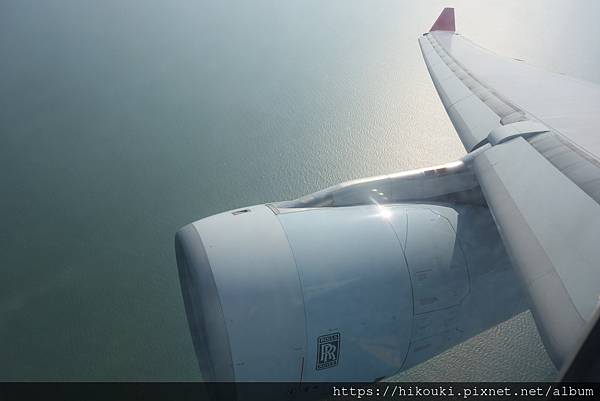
175;199;524;387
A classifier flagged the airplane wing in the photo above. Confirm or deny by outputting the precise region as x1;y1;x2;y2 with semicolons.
174;8;600;385
420;8;600;366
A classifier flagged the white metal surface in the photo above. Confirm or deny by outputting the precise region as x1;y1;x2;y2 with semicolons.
419;35;501;150
188;205;306;381
277;205;413;380
487;121;549;146
473;137;600;365
421;10;600;368
176;200;524;382
426;29;600;162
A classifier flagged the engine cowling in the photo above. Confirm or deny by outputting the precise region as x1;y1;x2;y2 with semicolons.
175;201;523;385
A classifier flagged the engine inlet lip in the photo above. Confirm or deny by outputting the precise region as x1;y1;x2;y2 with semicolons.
175;224;235;382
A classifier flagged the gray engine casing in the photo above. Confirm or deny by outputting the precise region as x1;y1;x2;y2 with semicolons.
175;202;524;384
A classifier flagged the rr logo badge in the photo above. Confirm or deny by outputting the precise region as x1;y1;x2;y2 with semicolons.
316;332;340;370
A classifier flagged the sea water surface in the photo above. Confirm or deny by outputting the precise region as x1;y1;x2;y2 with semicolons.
1;0;599;380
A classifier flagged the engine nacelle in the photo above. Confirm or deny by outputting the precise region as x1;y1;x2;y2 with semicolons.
175;200;524;385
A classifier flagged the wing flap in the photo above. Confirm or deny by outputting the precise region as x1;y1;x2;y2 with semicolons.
473;136;600;365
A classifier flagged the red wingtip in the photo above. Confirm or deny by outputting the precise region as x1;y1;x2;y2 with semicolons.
430;8;455;32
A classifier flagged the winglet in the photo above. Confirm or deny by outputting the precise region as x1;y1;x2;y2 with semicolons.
430;8;455;32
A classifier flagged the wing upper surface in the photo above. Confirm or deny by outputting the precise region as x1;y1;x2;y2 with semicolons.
421;29;600;162
420;9;600;367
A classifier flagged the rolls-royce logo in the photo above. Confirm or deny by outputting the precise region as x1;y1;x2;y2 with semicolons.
316;332;340;370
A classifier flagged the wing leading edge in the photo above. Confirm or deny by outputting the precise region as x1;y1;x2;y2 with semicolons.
420;9;600;367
